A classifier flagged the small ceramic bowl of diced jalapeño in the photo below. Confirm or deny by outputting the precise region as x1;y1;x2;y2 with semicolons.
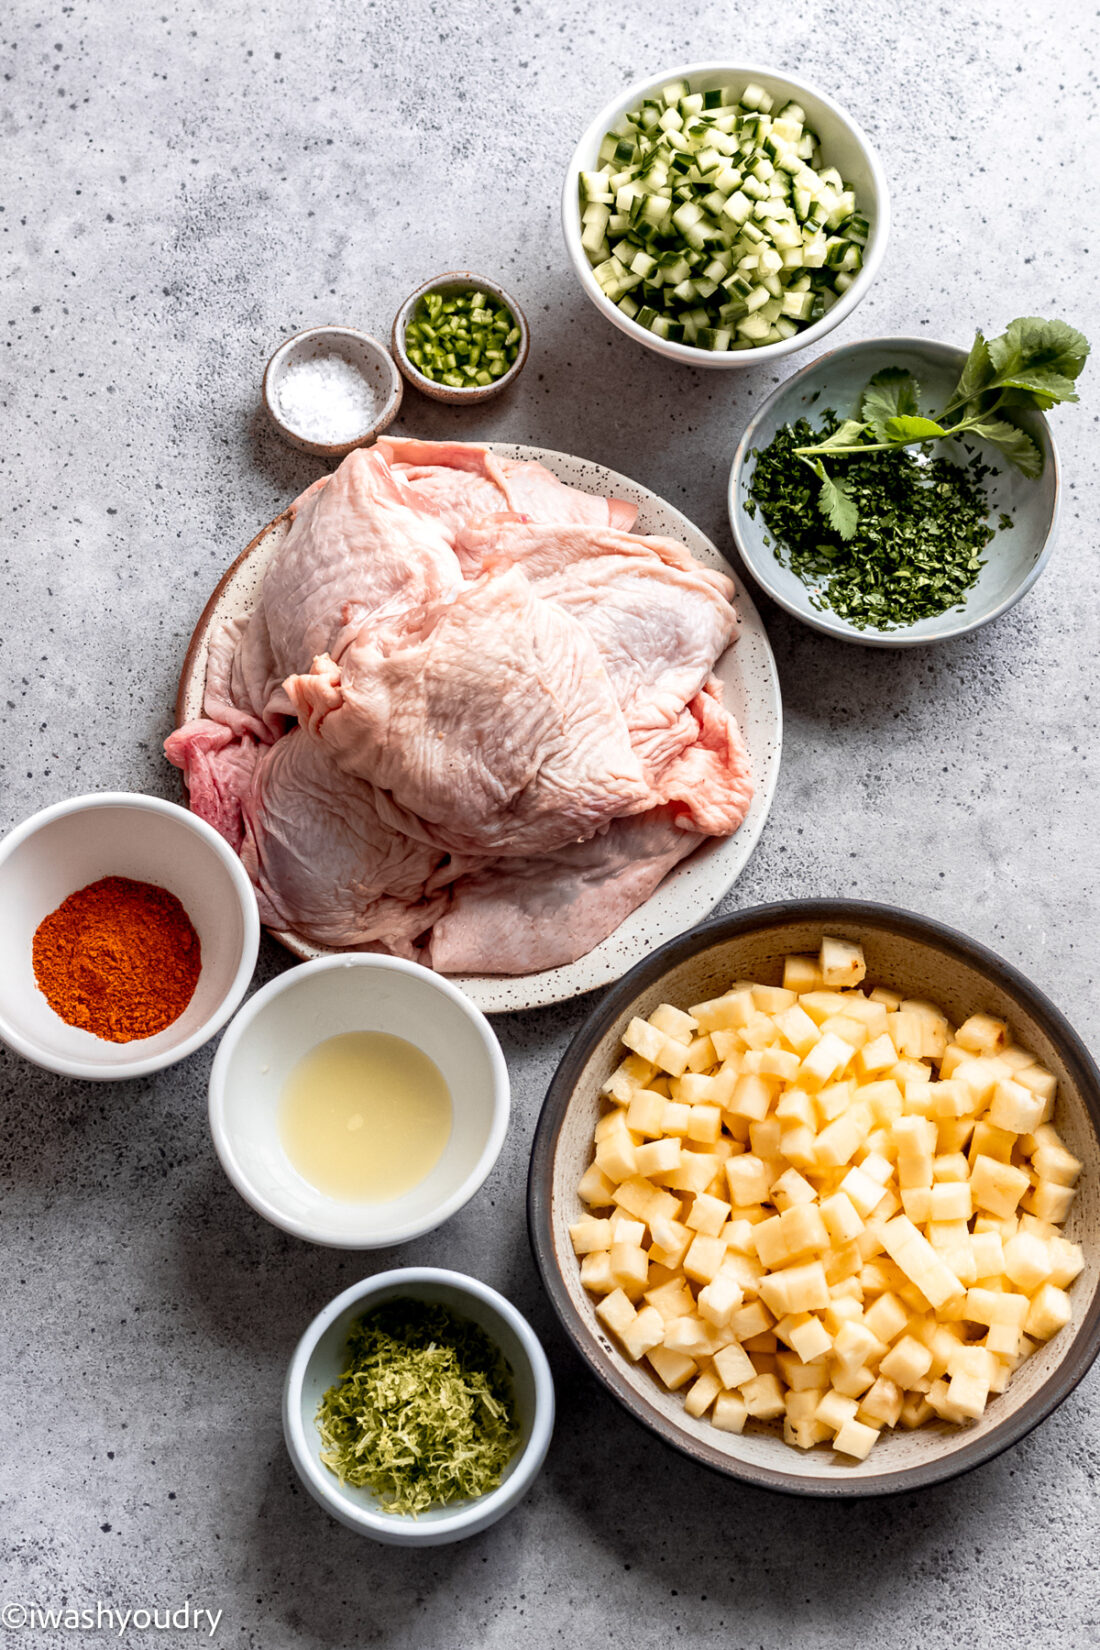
392;273;530;404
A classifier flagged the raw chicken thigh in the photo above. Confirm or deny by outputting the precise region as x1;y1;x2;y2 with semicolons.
166;439;753;974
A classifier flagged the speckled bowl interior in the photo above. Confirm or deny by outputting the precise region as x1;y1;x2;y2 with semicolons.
528;901;1100;1496
728;338;1059;646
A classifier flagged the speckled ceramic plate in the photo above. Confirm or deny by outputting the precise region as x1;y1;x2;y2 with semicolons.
175;444;782;1013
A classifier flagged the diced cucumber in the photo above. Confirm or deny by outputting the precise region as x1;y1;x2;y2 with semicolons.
578;73;866;351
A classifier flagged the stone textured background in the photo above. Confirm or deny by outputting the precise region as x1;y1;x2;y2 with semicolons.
2;1;1098;1645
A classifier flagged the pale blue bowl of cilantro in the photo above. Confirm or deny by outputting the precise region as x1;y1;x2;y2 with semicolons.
728;320;1086;646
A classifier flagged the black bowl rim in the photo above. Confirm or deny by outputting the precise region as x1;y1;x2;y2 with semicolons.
526;898;1100;1498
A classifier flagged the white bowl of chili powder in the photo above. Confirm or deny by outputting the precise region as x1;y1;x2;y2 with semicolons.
0;792;260;1080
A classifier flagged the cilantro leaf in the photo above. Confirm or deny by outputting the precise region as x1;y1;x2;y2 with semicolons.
992;366;1080;404
861;368;919;432
987;318;1090;384
968;419;1043;479
950;330;993;409
808;418;869;452
883;415;948;443
811;461;859;539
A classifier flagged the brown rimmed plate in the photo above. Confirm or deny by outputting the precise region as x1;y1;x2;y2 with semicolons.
527;900;1100;1496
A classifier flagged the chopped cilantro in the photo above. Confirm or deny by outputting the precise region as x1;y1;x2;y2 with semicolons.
316;1299;520;1516
747;413;1001;630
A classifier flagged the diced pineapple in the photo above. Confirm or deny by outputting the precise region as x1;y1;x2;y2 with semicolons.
609;1242;648;1292
1023;1179;1076;1225
712;1391;749;1433
684;1370;723;1418
956;1013;1009;1055
577;1163;616;1207
988;1078;1045;1135
1024;1282;1072;1341
774;1003;821;1055
945;1368;989;1420
570;1217;613;1254
698;1272;743;1327
740;1372;787;1419
682;1234;728;1285
646;1345;698;1390
579;1250;616;1295
1032;1139;1082;1187
819;936;866;988
595;1288;637;1340
859;1375;903;1428
612;1176;681;1225
648;1002;698;1044
863;1291;908;1345
970;1155;1030;1219
1046;1236;1085;1288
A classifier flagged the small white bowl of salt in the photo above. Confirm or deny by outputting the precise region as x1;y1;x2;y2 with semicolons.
262;325;404;458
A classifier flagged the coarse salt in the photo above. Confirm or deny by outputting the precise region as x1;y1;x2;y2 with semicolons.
274;352;382;444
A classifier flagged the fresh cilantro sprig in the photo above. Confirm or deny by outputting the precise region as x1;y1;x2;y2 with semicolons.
794;317;1089;539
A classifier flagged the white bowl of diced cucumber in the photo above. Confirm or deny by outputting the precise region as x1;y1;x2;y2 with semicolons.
563;63;889;365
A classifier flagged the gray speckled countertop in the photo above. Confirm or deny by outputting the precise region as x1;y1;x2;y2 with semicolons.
3;2;1099;1646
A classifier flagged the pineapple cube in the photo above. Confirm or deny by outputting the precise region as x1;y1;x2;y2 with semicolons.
646;1345;698;1390
726;1153;773;1207
783;1388;824;1422
729;1300;774;1340
753;984;798;1014
880;1216;964;1309
683;1234;728;1285
888;1011;926;1060
713;1338;756;1388
821;1191;865;1243
595;1129;638;1184
577;1163;616;1206
759;1259;830;1316
815;1389;860;1433
799;1032;854;1091
970;1230;1006;1279
879;1334;934;1387
625;1088;669;1137
662;1316;721;1357
684;1370;723;1418
619;1305;666;1361
595;1288;637;1340
608;1211;645;1243
968;1120;1016;1165
819;935;866;988
758;1048;802;1082
609;1242;649;1291
970;1155;1030;1219
665;1151;722;1196
900;1188;933;1224
956;1013;1009;1054
945;1369;989;1420
689;989;756;1033
1004;1232;1054;1293
778;1350;832;1390
698;1273;743;1327
1015;1064;1057;1104
933;1151;970;1182
673;1073;716;1105
813;1110;867;1169
863;1291;908;1345
654;1036;691;1078
712;1391;749;1433
684;1032;718;1072
986;1321;1022;1359
686;1103;723;1144
644;1276;696;1323
741;1372;787;1420
1022;1180;1076;1225
661;1100;692;1136
928;1181;973;1222
784;1312;833;1364
988;1079;1045;1135
687;1191;732;1236
774;1003;820;1055
857;1033;898;1077
648;1002;698;1044
612;1176;682;1225
833;1319;886;1372
1024;1282;1072;1341
648;1214;692;1269
1032;1139;1082;1187
728;1073;777;1122
965;1287;1029;1328
771;1167;817;1208
622;1015;666;1066
859;1375;903;1428
820;1013;870;1050
634;1137;683;1178
570;1218;613;1254
602;1053;656;1102
838;1164;890;1219
1047;1237;1085;1288
899;1393;935;1429
833;1416;880;1459
783;953;823;992
892;1115;937;1189
579;1250;616;1295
